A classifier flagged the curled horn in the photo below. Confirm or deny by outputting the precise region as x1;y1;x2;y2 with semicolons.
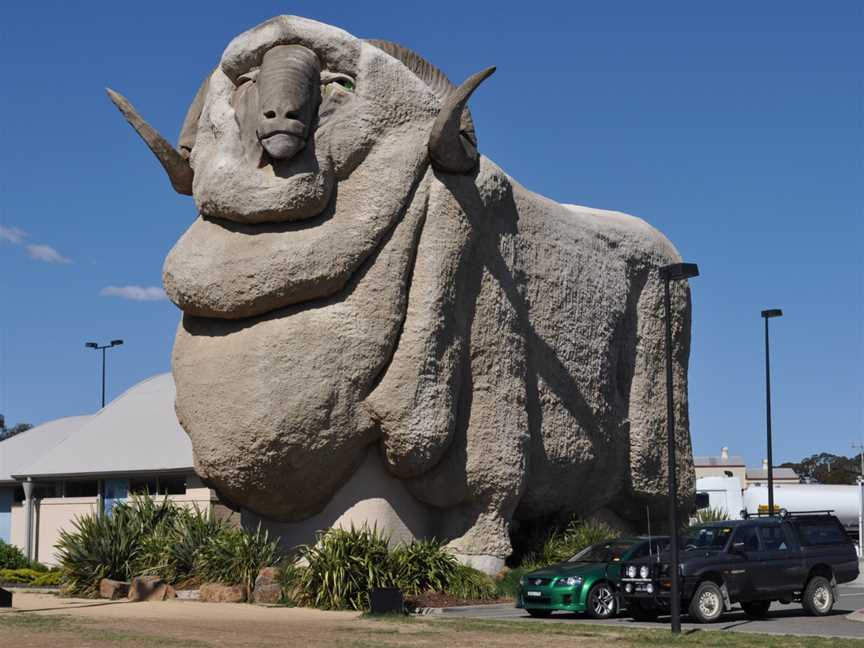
106;88;194;195
428;67;495;174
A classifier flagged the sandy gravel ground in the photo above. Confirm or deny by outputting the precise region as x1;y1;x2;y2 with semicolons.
0;591;856;648
0;591;602;648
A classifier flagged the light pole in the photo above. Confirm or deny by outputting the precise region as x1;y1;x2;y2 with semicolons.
761;309;782;515
659;261;699;635
85;339;124;408
852;443;864;479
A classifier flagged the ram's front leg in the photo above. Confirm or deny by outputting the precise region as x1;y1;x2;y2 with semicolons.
624;265;694;519
406;250;531;573
364;172;476;478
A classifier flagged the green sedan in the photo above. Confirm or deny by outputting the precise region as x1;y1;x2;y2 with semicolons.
516;536;669;619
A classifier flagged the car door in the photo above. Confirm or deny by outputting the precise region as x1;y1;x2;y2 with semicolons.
722;525;761;598
753;522;804;595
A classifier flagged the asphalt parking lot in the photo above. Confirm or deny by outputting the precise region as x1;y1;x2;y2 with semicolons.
439;585;864;639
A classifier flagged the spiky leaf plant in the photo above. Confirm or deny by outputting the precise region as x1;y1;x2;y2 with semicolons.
297;525;396;610
445;564;498;600
391;538;459;595
194;524;281;594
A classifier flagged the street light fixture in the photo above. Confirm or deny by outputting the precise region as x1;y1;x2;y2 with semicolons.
84;339;124;408
659;262;699;635
761;308;782;516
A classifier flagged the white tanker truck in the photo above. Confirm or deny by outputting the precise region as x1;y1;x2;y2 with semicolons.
695;477;863;536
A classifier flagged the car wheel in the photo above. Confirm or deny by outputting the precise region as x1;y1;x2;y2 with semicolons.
741;600;771;619
527;608;552;618
628;600;660;621
688;581;725;623
802;576;834;616
587;582;617;619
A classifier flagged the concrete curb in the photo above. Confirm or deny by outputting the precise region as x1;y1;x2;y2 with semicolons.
412;603;515;616
846;609;864;623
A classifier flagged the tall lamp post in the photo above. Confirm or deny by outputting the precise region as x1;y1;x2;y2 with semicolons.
761;309;782;515
659;262;699;635
85;339;124;408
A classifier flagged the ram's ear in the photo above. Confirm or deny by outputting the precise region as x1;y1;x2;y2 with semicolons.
177;73;213;160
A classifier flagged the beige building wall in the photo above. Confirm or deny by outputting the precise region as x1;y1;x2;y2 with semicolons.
34;497;99;565
10;502;25;552
8;478;216;567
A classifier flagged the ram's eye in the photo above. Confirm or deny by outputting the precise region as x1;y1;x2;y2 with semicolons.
237;68;259;86
321;71;355;93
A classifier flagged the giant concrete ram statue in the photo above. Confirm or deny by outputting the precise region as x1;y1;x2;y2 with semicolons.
109;15;694;572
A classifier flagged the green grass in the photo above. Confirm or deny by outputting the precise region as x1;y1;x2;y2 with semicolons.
0;613;209;646
429;617;860;647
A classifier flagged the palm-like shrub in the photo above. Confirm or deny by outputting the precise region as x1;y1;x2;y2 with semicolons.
525;518;616;567
689;507;729;526
56;506;144;596
56;494;272;597
446;564;498;600
297;525;396;610
195;524;280;593
391;538;459;595
134;507;232;584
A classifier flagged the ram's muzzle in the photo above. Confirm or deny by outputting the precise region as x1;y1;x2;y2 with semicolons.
253;44;320;161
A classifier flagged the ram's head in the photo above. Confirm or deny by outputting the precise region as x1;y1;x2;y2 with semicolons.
109;16;493;321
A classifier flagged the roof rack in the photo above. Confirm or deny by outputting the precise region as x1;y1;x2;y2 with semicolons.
740;509;835;520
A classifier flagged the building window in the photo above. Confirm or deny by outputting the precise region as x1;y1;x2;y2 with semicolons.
129;476;186;496
159;477;186;495
129;477;158;496
12;483;59;501
65;480;98;497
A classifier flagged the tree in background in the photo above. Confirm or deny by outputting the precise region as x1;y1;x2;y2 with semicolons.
780;453;861;485
0;422;33;442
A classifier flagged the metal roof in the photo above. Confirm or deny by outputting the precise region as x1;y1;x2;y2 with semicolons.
693;455;746;467
745;467;800;480
0;415;92;484
13;373;194;479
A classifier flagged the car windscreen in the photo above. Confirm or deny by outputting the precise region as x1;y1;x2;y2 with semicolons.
681;525;734;551
568;541;634;563
791;518;849;546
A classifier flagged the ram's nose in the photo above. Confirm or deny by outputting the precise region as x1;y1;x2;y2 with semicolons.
256;43;321;161
258;112;308;160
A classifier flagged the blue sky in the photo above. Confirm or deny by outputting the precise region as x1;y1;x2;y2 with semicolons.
1;1;861;467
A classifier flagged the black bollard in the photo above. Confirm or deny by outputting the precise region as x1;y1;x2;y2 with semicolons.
0;587;12;608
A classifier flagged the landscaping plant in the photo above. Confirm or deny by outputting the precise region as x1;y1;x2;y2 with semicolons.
445;564;498;601
56;494;282;597
390;538;459;595
0;568;61;586
524;517;616;567
56;504;146;596
297;525;397;610
195;524;281;594
689;507;729;526
134;507;232;584
0;539;30;570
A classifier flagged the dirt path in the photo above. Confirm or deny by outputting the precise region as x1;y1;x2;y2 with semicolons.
0;591;856;648
0;592;589;648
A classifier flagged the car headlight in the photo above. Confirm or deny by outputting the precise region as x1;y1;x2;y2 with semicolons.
557;576;583;587
625;565;637;578
639;565;650;579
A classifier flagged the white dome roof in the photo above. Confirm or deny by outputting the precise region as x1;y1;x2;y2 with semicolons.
12;373;194;479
